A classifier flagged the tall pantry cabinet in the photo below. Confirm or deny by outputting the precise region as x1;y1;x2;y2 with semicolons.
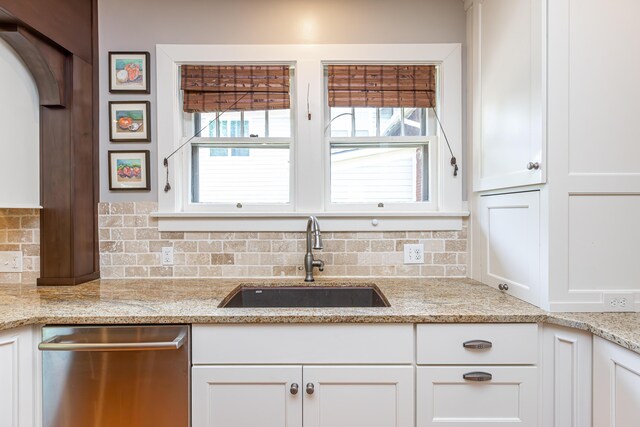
467;0;640;311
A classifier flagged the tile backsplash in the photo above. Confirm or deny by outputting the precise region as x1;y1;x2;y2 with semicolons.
0;209;40;284
99;202;468;279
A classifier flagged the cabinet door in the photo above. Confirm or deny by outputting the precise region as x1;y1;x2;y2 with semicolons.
593;336;640;427
472;0;545;191
479;191;540;306
0;326;35;427
541;325;592;427
417;366;538;426
192;366;302;427
303;366;413;427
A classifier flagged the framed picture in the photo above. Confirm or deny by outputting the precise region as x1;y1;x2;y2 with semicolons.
109;51;150;93
109;101;151;142
108;150;151;191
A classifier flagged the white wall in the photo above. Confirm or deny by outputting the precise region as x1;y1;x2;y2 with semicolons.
98;0;467;202
0;39;39;208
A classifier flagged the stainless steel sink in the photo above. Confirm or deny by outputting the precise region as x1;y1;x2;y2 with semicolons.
219;285;390;308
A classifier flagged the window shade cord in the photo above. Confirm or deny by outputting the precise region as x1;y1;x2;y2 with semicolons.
430;105;458;177
163;92;250;193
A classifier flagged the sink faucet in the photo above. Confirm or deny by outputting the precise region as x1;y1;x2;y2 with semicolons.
304;216;324;282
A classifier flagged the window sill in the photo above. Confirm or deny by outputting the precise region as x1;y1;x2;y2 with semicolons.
151;211;470;232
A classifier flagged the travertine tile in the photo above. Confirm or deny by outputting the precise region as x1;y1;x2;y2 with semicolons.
93;202;470;280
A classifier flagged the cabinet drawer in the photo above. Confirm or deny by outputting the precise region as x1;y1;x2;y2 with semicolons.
193;324;413;365
417;366;538;426
416;323;538;365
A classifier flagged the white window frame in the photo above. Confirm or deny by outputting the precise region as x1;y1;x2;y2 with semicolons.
155;44;464;231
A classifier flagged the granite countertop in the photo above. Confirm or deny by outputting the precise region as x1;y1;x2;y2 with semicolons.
0;277;638;354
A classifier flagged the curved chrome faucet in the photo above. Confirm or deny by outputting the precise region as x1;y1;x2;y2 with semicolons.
304;216;324;282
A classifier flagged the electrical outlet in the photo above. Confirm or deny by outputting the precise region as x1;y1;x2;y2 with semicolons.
161;247;174;265
0;251;22;273
604;293;634;312
403;244;424;264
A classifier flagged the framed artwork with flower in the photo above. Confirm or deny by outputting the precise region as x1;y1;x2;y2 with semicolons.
108;150;151;191
108;51;150;94
109;101;151;142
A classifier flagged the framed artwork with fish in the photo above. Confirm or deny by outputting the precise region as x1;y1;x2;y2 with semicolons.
109;101;151;142
109;51;150;93
108;150;151;191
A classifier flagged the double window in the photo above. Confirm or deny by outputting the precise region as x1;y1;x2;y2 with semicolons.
156;44;463;227
181;62;439;211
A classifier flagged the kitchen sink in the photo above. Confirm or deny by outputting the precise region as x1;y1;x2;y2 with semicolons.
219;285;390;308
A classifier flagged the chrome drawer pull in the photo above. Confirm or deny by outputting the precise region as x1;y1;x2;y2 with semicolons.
463;372;493;382
463;340;493;350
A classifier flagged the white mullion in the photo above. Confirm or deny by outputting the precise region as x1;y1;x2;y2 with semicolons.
376;108;381;137
265;110;269;137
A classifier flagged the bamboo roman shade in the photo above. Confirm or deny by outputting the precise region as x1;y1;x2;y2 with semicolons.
181;65;290;112
327;65;436;108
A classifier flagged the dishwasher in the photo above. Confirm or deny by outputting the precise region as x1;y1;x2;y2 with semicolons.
39;325;189;427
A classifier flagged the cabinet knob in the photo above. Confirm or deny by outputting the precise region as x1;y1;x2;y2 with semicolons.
306;383;315;395
290;383;299;395
498;283;509;291
527;162;540;170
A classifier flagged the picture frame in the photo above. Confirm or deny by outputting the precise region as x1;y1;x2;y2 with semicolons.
108;51;150;94
108;150;151;191
109;101;151;142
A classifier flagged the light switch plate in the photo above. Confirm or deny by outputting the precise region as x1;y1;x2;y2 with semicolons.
403;244;424;264
0;251;23;273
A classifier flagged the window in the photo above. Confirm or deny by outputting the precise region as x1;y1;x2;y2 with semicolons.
181;65;293;206
157;44;463;229
325;64;439;209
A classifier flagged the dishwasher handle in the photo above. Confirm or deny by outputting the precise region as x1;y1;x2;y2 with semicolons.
38;330;187;352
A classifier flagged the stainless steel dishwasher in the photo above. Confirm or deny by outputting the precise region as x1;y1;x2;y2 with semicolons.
40;325;189;427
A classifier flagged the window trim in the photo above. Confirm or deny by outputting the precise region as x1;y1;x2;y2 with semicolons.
156;44;464;231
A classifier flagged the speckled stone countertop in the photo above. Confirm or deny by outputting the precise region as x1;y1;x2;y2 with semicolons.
0;277;638;354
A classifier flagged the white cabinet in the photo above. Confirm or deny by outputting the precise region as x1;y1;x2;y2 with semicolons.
477;191;540;306
416;323;539;427
593;336;640;427
541;324;592;427
192;325;414;427
469;0;640;311
417;366;538;426
303;366;413;427
0;39;40;208
0;326;36;427
192;366;302;427
471;0;545;191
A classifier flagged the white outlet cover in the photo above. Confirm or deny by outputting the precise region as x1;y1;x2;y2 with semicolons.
0;251;22;273
403;244;424;264
603;292;635;312
161;247;174;265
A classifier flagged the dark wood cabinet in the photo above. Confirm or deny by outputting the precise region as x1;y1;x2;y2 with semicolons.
0;0;99;285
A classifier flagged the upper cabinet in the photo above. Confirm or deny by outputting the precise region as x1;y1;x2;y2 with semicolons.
469;0;640;311
471;0;545;191
0;38;40;208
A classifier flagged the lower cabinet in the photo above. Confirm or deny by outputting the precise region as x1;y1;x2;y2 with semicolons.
192;365;302;427
417;367;538;426
416;323;539;427
541;324;592;427
192;324;415;427
192;365;413;427
0;326;36;427
303;366;413;427
593;336;640;427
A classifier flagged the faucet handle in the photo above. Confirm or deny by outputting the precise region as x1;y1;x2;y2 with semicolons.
313;259;325;272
